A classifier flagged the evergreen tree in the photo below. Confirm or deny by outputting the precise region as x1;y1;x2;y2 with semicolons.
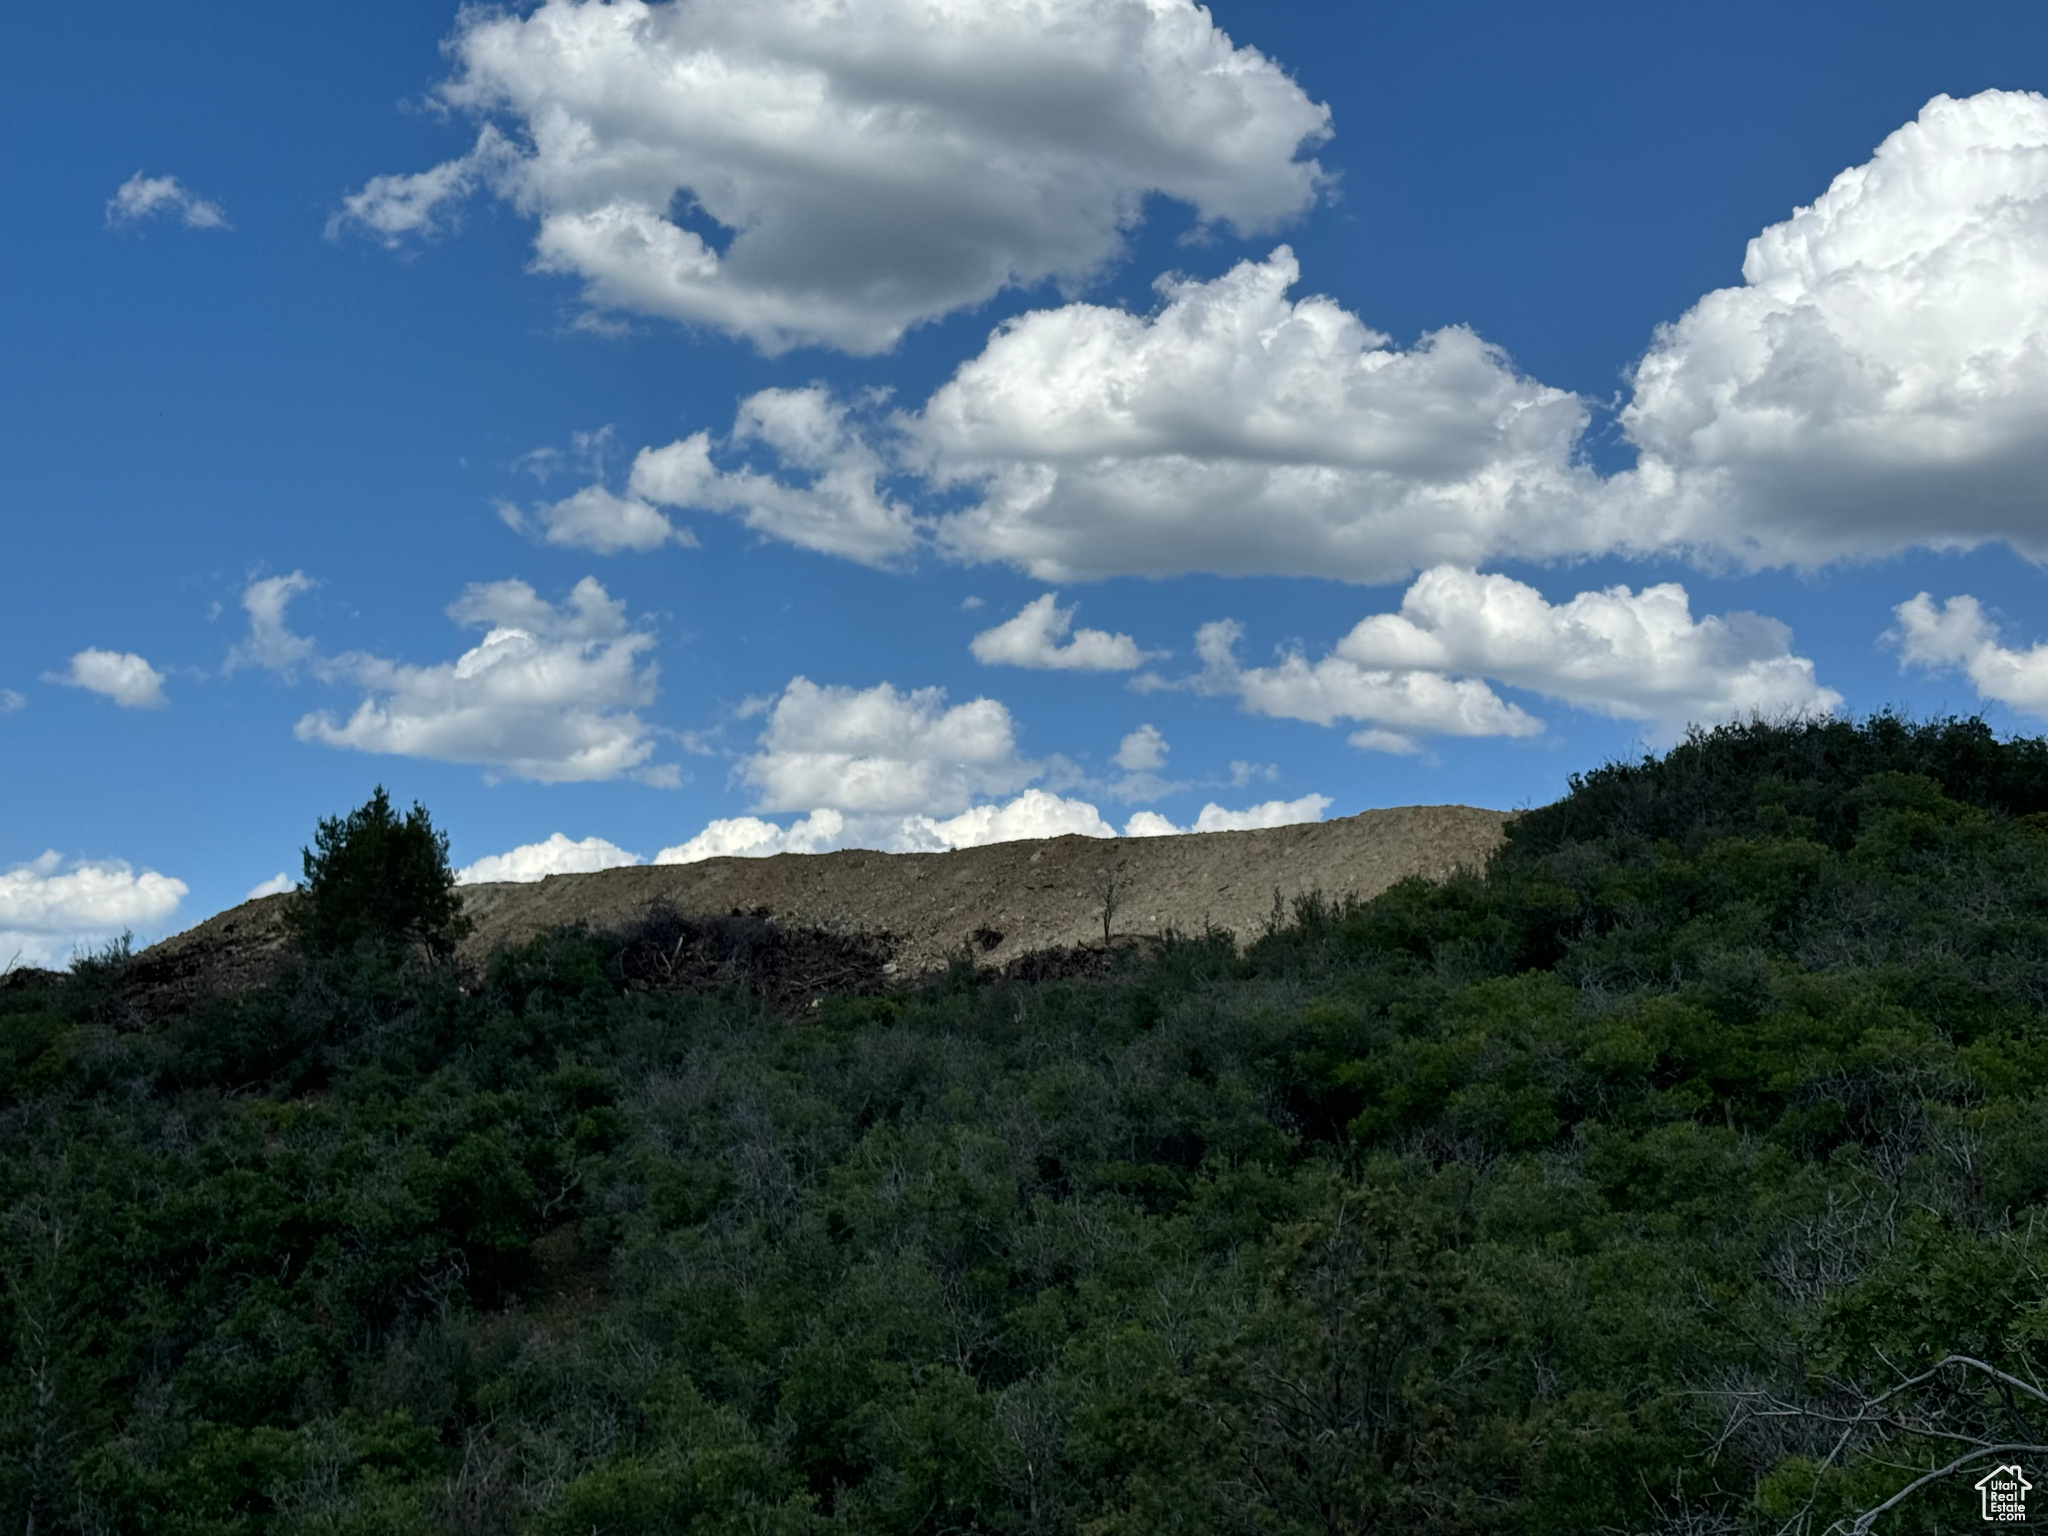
289;785;470;956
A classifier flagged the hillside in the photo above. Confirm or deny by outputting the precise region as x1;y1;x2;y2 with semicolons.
135;803;1510;995
11;719;2048;1533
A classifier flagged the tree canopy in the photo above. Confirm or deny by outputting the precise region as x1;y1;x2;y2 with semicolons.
289;785;470;957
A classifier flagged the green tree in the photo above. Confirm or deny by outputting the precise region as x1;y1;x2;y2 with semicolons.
289;786;470;957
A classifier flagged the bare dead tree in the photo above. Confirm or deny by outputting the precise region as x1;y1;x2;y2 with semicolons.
1096;872;1121;945
1711;1354;2048;1536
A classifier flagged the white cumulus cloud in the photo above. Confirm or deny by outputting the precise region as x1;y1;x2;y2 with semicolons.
627;388;919;565
106;172;229;231
655;810;847;865
741;677;1038;817
245;873;295;901
332;0;1330;353
457;833;644;885
48;650;168;710
665;676;1135;857
1;852;188;971
1333;566;1841;737
628;90;2048;583
917;248;1603;582
911;789;1114;849
1890;593;2048;719
1114;724;1167;772
970;594;1151;670
500;486;695;555
1613;90;2048;567
1196;567;1837;752
1123;794;1330;836
1197;616;1540;753
230;573;672;784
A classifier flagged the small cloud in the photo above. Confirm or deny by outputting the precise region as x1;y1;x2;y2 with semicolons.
970;594;1154;671
47;650;168;710
106;172;229;231
225;572;318;677
1228;760;1278;788
245;873;295;900
1114;724;1168;772
0;689;24;715
960;596;985;611
499;486;695;555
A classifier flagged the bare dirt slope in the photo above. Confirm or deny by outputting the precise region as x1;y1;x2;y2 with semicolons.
137;804;1509;992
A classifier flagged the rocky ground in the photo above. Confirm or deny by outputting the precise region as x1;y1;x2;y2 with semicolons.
123;803;1510;1004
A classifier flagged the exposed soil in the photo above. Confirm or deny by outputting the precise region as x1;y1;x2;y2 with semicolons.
131;803;1509;999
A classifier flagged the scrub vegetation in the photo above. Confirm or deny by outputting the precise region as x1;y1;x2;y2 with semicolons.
4;716;2048;1534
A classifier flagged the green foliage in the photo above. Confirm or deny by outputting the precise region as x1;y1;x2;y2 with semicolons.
289;786;470;957
0;718;2045;1531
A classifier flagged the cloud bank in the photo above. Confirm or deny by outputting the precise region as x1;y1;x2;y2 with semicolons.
562;90;2048;585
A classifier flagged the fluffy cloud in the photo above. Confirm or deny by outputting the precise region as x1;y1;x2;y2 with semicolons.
1891;593;2048;719
970;595;1151;670
740;677;1037;817
457;833;644;885
1197;615;1541;753
1196;567;1836;751
664;676;1169;857
1328;566;1840;739
911;789;1114;849
655;810;846;865
1609;90;2048;567
49;650;168;710
663;671;1318;859
0;852;188;971
1123;794;1330;836
1114;724;1167;772
105;172;229;231
232;574;672;783
245;873;295;900
500;486;694;555
627;90;2048;581
333;0;1329;353
917;248;1602;582
628;389;918;564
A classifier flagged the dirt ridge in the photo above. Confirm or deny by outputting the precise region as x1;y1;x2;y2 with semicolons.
136;804;1509;993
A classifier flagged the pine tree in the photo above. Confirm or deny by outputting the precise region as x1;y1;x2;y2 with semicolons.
289;786;470;956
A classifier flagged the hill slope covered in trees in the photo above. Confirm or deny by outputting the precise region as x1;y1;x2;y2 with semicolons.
4;716;2048;1534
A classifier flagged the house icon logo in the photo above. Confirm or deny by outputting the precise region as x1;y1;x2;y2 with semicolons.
1977;1463;2032;1523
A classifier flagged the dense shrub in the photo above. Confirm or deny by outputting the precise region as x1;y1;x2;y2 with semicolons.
0;718;2041;1532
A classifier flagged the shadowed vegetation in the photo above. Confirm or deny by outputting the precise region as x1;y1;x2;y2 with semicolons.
0;717;2045;1533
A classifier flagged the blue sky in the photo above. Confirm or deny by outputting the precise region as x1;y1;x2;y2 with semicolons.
7;0;2048;964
